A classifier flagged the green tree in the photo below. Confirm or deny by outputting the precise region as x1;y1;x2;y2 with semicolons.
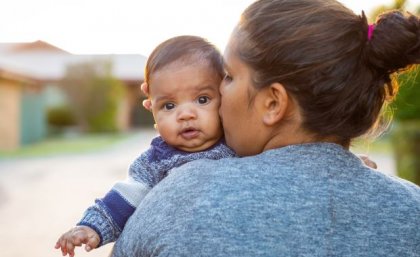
59;60;125;133
391;66;420;185
392;67;420;121
370;0;407;21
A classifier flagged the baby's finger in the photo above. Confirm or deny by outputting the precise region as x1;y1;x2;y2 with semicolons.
66;241;76;257
60;240;68;256
85;234;100;252
56;237;68;256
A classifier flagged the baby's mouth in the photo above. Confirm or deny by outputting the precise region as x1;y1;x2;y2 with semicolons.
180;127;200;139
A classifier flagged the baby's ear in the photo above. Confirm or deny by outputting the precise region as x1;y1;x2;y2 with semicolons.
142;99;152;111
140;82;152;111
140;82;150;97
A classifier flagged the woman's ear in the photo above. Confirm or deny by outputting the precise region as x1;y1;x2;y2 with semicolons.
262;82;289;126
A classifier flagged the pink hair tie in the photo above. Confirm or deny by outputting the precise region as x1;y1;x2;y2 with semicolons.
368;24;375;41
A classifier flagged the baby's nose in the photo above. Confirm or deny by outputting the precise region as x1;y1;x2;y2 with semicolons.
177;105;197;121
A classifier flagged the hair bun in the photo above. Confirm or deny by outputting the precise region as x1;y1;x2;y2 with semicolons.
367;11;420;73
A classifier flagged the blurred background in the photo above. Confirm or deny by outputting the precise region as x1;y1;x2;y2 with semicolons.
0;0;419;257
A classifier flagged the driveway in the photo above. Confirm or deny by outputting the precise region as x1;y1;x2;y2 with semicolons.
0;129;395;257
0;129;157;257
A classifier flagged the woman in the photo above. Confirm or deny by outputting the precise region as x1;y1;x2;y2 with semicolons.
112;0;420;256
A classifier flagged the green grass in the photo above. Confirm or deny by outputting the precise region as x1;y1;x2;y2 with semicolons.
350;135;392;155
0;130;393;159
0;132;132;159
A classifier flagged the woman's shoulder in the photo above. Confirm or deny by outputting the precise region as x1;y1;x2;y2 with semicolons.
369;170;420;203
172;155;243;173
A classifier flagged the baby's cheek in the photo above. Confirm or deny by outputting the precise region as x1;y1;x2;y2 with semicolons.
155;114;173;134
210;112;224;137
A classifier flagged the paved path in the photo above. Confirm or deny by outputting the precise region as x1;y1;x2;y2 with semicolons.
0;129;157;257
0;130;395;257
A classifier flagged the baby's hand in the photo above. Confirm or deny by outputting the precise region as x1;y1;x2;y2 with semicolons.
55;226;100;257
358;154;377;169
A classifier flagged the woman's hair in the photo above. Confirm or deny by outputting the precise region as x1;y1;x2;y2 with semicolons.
144;35;224;84
236;0;420;144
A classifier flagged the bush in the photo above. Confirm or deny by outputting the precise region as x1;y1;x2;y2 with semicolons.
392;121;420;185
59;60;124;133
47;105;76;127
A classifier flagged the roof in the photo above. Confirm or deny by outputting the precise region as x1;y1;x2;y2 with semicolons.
0;67;40;84
0;40;68;54
0;41;146;82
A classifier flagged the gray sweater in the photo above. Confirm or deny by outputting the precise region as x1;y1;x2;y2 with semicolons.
112;143;420;257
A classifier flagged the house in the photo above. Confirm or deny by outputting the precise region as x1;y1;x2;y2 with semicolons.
0;40;151;151
0;66;44;150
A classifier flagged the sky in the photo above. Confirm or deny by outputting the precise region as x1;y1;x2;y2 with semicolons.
0;0;416;56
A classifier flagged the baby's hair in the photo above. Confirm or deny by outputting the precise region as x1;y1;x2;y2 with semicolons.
144;35;224;85
237;0;420;145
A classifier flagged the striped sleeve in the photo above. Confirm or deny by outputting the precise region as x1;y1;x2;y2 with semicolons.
78;177;151;246
102;177;151;230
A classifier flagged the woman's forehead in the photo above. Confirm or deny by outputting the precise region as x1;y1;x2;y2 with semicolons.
223;35;239;69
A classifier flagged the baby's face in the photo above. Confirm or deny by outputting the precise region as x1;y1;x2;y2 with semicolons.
149;61;223;152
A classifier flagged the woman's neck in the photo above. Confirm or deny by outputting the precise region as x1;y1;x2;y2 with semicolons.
263;125;349;151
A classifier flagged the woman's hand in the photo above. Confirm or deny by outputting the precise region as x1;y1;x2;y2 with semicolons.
357;154;378;169
140;82;152;111
55;225;100;257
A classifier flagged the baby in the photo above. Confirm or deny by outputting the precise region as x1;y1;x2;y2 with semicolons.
55;35;236;257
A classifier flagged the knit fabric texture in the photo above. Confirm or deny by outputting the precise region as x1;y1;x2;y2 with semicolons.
78;136;236;246
112;142;420;257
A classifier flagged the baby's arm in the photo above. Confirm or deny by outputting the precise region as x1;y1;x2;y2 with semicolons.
54;149;155;256
78;176;151;242
54;175;151;256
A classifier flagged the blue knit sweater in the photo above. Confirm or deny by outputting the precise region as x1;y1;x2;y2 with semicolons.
78;136;236;246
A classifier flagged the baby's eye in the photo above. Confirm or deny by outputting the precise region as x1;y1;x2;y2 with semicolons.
163;102;175;110
197;96;210;105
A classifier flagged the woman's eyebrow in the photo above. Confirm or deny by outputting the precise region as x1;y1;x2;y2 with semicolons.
223;61;230;70
223;61;233;74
